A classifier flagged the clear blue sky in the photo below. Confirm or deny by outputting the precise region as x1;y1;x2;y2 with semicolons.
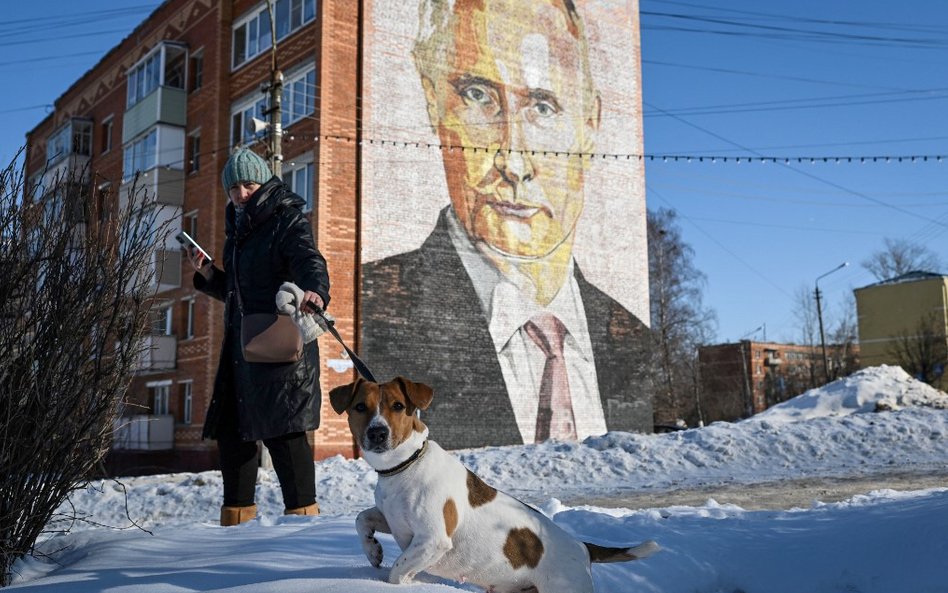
4;0;946;344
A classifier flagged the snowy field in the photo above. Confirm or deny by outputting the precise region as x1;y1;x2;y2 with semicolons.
8;366;948;592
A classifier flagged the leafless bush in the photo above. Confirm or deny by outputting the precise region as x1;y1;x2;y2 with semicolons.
0;155;167;586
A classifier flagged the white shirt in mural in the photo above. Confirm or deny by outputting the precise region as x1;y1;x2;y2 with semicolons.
446;210;607;443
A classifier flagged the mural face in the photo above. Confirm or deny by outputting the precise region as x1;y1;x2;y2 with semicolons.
361;0;651;450
419;0;597;262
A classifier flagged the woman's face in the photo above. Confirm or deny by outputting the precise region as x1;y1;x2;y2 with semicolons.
228;181;261;208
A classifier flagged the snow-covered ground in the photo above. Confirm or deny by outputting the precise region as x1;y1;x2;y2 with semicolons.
9;365;948;592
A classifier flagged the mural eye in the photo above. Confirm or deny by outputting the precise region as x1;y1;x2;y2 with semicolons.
461;85;492;106
392;401;406;412
354;403;368;413
534;101;559;117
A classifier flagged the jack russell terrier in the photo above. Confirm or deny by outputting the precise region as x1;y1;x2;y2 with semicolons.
330;376;658;593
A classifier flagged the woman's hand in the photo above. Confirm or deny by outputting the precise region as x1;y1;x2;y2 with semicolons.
187;248;212;279
301;291;324;314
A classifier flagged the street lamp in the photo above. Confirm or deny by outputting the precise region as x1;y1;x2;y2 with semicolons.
815;262;849;384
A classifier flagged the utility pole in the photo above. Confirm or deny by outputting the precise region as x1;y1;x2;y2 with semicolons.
264;0;283;178
814;262;849;384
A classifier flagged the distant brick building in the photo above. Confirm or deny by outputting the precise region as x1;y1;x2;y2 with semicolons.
23;0;649;473
698;340;859;423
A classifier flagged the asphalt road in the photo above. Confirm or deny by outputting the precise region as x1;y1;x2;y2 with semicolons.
566;470;948;511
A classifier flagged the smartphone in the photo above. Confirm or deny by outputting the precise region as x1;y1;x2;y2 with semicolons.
174;231;214;263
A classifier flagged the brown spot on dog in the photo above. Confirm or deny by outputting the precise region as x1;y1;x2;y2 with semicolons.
503;527;544;569
443;498;458;538
466;470;497;507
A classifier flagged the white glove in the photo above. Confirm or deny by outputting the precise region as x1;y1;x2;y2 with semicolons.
275;281;333;343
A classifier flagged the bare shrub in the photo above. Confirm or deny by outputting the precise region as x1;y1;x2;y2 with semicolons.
0;155;168;586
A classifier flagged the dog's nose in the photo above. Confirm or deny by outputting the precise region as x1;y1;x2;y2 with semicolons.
366;425;389;447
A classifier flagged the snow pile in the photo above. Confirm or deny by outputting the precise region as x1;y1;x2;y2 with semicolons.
8;365;948;592
751;364;947;424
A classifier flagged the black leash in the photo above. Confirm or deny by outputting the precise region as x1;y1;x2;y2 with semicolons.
307;304;377;382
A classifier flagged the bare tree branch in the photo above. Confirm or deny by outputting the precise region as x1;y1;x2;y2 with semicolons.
0;153;168;585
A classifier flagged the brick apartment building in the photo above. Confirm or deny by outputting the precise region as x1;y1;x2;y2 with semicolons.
24;0;363;473
23;0;650;472
698;340;859;423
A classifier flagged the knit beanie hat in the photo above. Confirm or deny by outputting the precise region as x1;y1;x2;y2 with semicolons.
221;148;272;191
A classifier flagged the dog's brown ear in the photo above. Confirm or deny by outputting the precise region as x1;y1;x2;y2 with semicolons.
393;376;433;411
329;377;364;414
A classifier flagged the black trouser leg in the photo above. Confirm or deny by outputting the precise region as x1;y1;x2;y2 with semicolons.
263;431;316;510
218;436;259;507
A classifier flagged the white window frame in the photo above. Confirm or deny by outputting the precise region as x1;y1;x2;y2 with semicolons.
232;0;316;70
179;380;193;424
283;154;315;213
147;380;172;416
188;128;201;173
229;62;315;147
127;42;188;107
122;128;158;181
183;296;195;339
102;116;114;154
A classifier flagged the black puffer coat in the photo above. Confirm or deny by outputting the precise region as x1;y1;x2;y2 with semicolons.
195;177;330;441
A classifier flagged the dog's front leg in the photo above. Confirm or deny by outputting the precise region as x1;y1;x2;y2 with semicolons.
356;507;391;568
388;534;452;585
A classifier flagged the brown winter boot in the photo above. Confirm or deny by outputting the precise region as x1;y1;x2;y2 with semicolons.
284;502;320;516
220;504;257;526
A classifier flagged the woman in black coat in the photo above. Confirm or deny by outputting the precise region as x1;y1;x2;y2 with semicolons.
188;148;330;526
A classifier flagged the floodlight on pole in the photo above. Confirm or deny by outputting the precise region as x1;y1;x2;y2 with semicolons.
815;262;849;384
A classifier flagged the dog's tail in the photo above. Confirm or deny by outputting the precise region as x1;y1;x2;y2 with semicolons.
584;540;660;563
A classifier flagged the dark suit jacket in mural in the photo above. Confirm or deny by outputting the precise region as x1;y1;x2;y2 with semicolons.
361;208;653;450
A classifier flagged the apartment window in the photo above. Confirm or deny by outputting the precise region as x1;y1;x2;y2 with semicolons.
229;63;315;146
231;95;269;146
46;120;93;164
189;50;204;92
184;210;199;240
284;156;314;212
127;43;187;107
122;129;158;181
283;66;316;125
188;130;201;173
101;117;113;154
184;297;195;339
232;0;316;69
151;304;173;336
149;382;171;415
179;380;193;424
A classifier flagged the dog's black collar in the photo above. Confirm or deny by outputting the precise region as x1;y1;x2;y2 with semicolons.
376;440;429;477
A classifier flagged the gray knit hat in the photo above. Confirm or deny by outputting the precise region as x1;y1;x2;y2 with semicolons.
221;148;272;191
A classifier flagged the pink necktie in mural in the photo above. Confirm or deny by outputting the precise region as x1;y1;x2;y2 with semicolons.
524;313;577;442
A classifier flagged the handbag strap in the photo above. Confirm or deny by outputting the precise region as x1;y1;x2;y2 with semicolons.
236;241;376;382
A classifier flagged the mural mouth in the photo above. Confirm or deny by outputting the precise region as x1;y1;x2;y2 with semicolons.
487;200;549;219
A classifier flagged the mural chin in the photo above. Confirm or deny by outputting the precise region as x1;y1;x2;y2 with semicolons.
474;207;574;261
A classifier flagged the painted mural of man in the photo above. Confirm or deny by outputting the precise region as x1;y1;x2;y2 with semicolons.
361;0;652;449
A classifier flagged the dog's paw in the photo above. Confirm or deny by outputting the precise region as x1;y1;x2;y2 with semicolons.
362;537;383;568
387;570;414;585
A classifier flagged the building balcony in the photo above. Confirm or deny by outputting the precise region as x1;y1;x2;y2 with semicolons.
123;86;187;143
119;166;185;207
135;334;177;372
112;414;175;451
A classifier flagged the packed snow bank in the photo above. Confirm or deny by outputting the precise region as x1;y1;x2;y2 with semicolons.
14;489;948;593
752;364;947;424
52;405;948;531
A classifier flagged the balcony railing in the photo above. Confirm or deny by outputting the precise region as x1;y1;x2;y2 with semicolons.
123;86;187;143
134;334;177;371
119;166;185;207
112;414;174;450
